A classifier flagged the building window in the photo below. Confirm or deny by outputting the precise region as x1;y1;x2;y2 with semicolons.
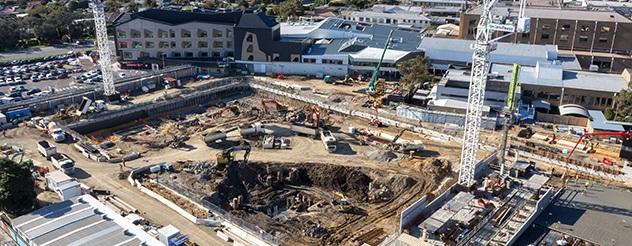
561;24;571;31
607;98;613;106
157;51;165;58
212;51;220;57
169;30;175;38
227;51;234;57
579;36;589;42
170;41;176;48
182;41;192;48
247;55;254;61
541;33;550;40
198;29;208;38
292;57;299;62
118;41;128;49
226;29;232;38
172;52;181;57
303;58;316;63
246;34;253;42
246;44;253;52
521;33;529;38
599;37;608;43
145;42;155;48
386;18;391;24
181;29;191;38
131;29;141;38
542;24;552;30
273;53;280;61
359;17;364;22
132;41;142;49
560;34;569;42
226;41;232;49
159;41;169;48
198;41;208;48
199;52;208;57
123;52;133;59
601;26;610;33
185;52;193;57
140;51;150;58
213;29;223;38
580;25;590;32
117;31;127;38
144;30;154;38
213;41;223;48
158;29;168;38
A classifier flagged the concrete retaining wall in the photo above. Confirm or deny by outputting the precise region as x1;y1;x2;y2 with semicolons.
68;81;250;133
137;182;203;224
396;104;499;130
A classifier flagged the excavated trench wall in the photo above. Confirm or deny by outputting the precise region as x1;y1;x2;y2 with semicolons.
68;80;251;133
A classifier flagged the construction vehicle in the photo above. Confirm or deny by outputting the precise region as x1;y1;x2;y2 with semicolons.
320;130;337;153
204;131;228;146
291;124;319;138
37;140;57;160
568;131;632;158
215;142;251;167
239;122;265;138
209;105;240;119
262;135;291;149
366;30;394;127
261;99;289;114
457;0;529;186
50;153;76;175
47;122;66;142
497;64;520;174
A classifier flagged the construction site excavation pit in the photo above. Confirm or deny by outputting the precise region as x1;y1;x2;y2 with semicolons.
141;161;437;245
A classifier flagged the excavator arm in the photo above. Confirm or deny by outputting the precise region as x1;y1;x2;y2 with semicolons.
568;131;632;157
367;30;394;94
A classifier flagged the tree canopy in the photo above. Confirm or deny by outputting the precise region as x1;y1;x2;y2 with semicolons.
0;159;36;216
605;81;632;122
397;55;432;91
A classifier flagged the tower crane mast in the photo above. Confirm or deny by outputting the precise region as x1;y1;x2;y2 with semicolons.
90;0;117;97
458;0;530;186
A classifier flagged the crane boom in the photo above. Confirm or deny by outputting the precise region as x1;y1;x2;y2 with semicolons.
367;30;394;94
498;64;520;175
458;0;529;186
90;0;116;97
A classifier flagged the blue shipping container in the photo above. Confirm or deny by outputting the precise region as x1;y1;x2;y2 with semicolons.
4;108;32;122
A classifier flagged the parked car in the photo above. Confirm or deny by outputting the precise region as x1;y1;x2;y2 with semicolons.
26;88;41;95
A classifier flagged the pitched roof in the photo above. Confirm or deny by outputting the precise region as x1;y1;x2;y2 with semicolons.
114;8;243;26
237;11;278;28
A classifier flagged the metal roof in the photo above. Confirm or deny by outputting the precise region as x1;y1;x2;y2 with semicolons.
12;195;162;246
559;104;590;117
588;110;625;131
419;37;557;66
467;6;632;23
490;63;628;93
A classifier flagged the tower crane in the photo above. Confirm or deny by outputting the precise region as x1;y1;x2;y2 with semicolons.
458;0;530;186
89;0;117;98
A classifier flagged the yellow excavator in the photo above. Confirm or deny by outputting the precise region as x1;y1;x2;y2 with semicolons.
215;142;251;166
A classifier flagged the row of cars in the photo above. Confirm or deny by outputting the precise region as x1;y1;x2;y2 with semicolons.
0;59;82;86
0;52;81;66
74;69;103;84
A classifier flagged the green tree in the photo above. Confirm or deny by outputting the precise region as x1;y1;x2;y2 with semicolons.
397;55;432;91
0;159;36;216
0;16;22;51
127;2;140;12
144;0;158;8
276;0;302;20
610;82;632;122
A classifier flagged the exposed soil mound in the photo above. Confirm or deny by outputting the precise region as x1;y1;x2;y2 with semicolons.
305;164;372;201
365;149;398;162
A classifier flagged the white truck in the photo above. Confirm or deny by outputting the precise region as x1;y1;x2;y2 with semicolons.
290;124;319;139
239;122;265;138
37;140;57;160
262;135;291;149
47;122;66;142
50;153;75;175
320;130;337;153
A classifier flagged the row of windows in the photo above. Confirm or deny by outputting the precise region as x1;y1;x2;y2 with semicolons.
346;16;428;25
118;28;232;39
538;33;609;43
543;24;611;33
523;90;614;107
119;41;232;49
122;51;234;59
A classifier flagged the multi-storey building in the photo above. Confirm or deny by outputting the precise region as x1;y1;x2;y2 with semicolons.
459;6;632;73
340;5;432;28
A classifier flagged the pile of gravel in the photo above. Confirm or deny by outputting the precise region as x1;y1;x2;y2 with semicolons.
365;149;398;162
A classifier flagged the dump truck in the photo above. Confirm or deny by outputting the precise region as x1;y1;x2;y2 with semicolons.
50;153;75;175
37;140;57;160
320;130;337;153
290;124;319;139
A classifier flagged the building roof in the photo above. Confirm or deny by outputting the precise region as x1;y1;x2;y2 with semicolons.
12;195;162;246
237;11;278;28
559;104;590;117
45;170;73;184
588;110;625;131
419;37;557;66
113;8;244;26
491;63;628;93
467;6;632;23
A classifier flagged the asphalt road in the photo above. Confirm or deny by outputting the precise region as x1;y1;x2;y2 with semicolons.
0;43;95;62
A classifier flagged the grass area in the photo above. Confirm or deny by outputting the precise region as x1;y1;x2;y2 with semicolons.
0;47;92;62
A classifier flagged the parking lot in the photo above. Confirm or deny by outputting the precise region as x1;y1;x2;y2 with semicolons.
0;55;147;105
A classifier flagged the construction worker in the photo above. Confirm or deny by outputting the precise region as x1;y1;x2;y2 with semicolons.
584;180;591;192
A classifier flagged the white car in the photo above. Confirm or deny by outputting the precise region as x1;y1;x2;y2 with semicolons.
14;77;22;83
118;72;127;78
